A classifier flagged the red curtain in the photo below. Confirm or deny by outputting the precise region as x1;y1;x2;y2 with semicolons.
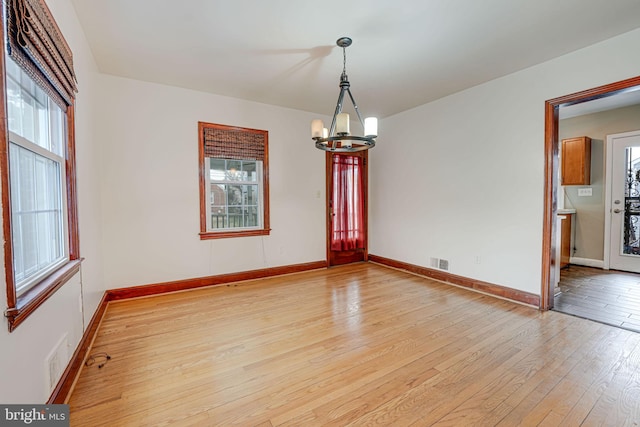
331;154;365;251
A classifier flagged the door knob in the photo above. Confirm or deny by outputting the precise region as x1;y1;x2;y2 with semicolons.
614;208;623;213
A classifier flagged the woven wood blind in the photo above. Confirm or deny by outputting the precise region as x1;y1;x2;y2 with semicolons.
6;0;78;107
203;126;266;161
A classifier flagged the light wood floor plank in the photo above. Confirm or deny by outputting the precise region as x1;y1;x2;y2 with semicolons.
68;263;640;426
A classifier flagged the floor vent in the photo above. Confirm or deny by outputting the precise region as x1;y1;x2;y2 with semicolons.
430;257;450;271
46;334;68;394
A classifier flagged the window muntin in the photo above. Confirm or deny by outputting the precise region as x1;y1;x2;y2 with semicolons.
6;57;69;296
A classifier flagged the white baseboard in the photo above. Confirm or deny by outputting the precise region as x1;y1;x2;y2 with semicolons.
569;257;604;269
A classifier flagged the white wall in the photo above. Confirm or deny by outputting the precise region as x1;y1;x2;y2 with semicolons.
0;0;104;403
96;75;327;289
371;28;640;296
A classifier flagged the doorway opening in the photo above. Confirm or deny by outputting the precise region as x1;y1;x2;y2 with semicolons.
326;151;368;267
542;76;640;322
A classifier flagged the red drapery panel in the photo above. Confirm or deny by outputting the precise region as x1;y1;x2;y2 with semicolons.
331;154;365;251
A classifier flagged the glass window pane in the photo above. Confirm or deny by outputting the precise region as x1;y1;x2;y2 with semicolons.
9;143;65;293
206;157;263;231
210;183;227;229
22;93;36;142
246;184;258;205
242;161;257;182
227;160;242;181
18;211;38;278
209;158;225;180
50;100;65;157
227;185;242;205
5;54;20;79
6;76;23;136
36;97;49;149
5;56;65;155
20;69;36;97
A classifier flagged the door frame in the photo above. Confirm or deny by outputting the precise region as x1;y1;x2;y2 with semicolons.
541;76;640;310
326;151;369;266
604;130;640;271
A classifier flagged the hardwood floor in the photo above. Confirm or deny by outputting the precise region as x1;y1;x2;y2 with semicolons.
555;265;640;333
69;263;640;426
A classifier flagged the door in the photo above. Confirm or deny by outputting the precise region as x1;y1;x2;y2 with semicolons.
327;151;368;266
606;130;640;272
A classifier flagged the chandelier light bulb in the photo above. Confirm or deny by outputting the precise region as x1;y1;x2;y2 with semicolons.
364;117;378;137
336;113;350;135
311;119;324;138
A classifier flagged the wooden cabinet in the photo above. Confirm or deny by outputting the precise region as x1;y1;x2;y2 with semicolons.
561;136;591;185
560;214;572;269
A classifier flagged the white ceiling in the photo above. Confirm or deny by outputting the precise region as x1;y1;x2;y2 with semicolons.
70;0;640;119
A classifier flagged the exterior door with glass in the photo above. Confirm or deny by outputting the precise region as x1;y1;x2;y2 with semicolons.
327;151;368;266
607;130;640;273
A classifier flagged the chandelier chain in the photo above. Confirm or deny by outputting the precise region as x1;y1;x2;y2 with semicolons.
343;47;347;75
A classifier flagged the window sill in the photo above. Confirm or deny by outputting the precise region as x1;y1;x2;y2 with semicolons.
199;228;271;240
5;259;82;332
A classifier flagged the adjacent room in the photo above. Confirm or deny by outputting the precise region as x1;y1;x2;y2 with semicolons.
2;0;640;425
554;97;640;332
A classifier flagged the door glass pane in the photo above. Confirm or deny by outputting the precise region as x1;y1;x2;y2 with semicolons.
622;147;640;255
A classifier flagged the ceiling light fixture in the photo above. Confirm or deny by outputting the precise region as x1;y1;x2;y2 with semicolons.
311;37;377;152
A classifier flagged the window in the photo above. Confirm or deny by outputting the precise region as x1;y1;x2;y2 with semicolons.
2;0;79;331
199;122;270;239
7;60;68;296
208;159;262;229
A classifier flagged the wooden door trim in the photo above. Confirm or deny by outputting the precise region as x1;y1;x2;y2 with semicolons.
541;75;640;310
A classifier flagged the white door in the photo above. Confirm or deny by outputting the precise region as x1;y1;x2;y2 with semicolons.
606;130;640;272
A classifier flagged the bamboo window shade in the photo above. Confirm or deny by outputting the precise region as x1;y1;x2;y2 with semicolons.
6;0;78;108
203;125;267;161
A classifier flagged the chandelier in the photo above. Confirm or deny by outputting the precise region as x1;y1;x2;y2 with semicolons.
311;37;378;152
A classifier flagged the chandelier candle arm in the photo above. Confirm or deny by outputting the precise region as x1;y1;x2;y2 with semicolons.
310;36;378;152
